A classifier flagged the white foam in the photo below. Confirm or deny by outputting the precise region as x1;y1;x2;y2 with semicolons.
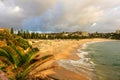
59;56;95;71
59;58;96;79
58;41;101;80
77;51;88;58
82;43;88;49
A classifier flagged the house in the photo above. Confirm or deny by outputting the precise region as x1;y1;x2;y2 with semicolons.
116;30;120;34
81;32;89;36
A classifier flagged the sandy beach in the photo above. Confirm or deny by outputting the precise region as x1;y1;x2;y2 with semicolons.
30;38;111;80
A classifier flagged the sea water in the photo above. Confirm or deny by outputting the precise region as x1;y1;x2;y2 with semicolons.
85;41;120;80
59;41;120;80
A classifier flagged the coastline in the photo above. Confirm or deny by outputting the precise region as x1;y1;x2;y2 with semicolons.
30;38;112;80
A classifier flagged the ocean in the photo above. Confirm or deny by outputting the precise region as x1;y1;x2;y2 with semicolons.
59;41;120;80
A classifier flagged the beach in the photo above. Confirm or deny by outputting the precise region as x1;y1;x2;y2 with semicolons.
30;39;111;80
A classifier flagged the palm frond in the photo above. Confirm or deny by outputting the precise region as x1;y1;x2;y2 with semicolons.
0;48;12;65
22;55;56;77
25;48;39;62
0;48;9;59
19;54;54;79
9;44;23;59
31;65;57;76
0;46;19;68
27;55;54;74
17;48;38;68
19;62;36;80
0;36;56;80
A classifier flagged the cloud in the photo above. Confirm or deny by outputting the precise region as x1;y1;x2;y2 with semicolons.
0;0;57;28
23;0;104;32
23;2;64;32
0;0;120;32
14;0;57;16
0;0;23;28
12;6;20;13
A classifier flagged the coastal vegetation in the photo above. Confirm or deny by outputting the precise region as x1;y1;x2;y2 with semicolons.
0;29;55;80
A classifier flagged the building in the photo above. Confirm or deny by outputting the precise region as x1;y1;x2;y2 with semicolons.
81;32;89;36
116;30;120;34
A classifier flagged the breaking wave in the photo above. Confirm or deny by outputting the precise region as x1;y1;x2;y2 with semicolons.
58;42;99;80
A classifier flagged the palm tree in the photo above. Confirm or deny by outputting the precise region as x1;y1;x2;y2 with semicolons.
0;29;57;80
0;44;55;80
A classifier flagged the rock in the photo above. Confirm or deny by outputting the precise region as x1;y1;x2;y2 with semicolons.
0;70;9;80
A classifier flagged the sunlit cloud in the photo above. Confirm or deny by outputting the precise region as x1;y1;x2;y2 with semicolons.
91;23;97;27
0;0;120;32
12;6;20;12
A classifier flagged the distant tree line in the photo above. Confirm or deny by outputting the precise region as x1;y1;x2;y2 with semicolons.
10;28;120;40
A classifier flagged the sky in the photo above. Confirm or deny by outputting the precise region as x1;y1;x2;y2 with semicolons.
0;0;120;32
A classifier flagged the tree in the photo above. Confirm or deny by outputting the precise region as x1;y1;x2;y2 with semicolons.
23;31;26;38
10;28;14;34
17;30;21;36
26;30;30;39
31;32;35;39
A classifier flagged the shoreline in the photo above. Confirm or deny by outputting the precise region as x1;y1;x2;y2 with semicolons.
31;38;113;80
